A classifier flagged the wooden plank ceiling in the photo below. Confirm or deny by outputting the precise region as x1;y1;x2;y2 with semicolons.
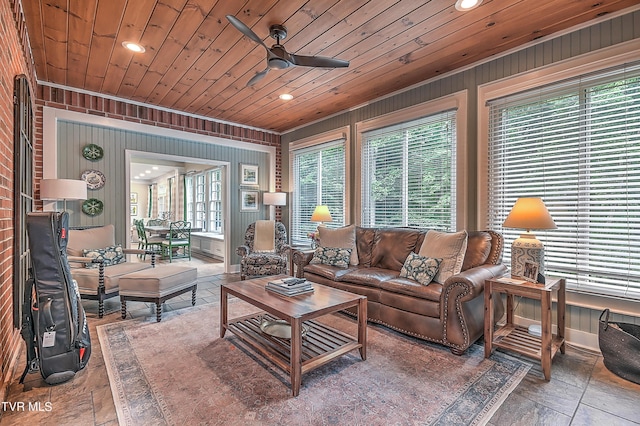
22;0;638;133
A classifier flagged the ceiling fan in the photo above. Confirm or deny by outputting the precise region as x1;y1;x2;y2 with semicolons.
226;15;350;86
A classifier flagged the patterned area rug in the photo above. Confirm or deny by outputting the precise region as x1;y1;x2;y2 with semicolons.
97;300;530;425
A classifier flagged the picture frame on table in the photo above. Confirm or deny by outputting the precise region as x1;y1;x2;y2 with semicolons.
240;164;259;186
240;190;259;211
523;261;539;283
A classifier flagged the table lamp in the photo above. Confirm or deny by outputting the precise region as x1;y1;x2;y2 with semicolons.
263;192;287;220
502;197;556;280
40;178;88;211
311;205;332;227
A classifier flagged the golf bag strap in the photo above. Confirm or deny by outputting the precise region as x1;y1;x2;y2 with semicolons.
19;274;38;384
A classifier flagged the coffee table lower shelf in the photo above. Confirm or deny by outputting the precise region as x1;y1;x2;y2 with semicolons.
227;313;361;376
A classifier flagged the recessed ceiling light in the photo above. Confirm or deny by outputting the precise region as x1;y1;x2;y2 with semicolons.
455;0;483;11
145;170;151;174
279;93;293;101
152;166;159;170
122;41;146;53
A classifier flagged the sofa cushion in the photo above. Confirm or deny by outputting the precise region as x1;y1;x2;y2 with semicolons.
340;267;400;288
303;263;359;281
309;247;352;268
419;230;468;284
462;231;492;270
318;225;359;265
379;278;443;304
82;244;126;268
68;224;116;257
399;253;441;285
378;285;441;317
355;227;376;267
371;228;422;271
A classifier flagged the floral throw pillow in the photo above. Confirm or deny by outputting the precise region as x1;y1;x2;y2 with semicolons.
82;244;126;268
399;253;441;285
309;246;352;268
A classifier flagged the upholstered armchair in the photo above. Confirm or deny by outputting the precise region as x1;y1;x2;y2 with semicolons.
236;220;290;280
67;224;156;317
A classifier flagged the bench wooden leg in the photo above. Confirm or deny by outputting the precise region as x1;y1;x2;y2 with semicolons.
121;298;127;319
156;302;162;322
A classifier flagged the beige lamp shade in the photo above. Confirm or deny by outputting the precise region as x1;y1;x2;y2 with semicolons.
502;197;556;231
40;179;88;201
263;192;287;206
503;197;556;280
311;205;332;223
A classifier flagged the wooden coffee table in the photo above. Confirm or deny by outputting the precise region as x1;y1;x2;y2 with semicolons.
220;275;367;396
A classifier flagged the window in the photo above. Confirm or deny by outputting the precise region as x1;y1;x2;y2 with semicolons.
360;110;457;230
185;168;223;233
291;132;347;245
13;75;33;328
486;62;640;300
208;169;222;233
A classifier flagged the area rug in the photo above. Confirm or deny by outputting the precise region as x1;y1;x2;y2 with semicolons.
97;300;530;425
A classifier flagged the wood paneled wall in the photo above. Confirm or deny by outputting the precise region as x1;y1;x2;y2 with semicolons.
53;118;272;254
282;10;640;340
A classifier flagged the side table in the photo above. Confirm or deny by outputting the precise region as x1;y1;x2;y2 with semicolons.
484;276;566;380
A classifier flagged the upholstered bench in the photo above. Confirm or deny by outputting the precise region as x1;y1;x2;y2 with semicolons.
119;265;198;322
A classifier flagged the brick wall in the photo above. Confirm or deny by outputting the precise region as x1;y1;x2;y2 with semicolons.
0;0;37;400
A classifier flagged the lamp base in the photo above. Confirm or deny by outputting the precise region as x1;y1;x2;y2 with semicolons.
510;233;545;278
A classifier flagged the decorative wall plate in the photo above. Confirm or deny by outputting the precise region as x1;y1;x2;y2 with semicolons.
82;198;104;216
82;143;104;161
81;169;106;190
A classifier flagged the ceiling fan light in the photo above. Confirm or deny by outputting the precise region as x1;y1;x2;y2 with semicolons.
122;41;145;53
279;94;293;101
269;57;290;70
455;0;483;11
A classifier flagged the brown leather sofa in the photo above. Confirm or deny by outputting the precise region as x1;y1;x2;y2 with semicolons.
291;227;507;355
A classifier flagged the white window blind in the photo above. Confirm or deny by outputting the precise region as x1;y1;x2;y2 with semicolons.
292;139;345;244
487;62;640;300
361;110;457;230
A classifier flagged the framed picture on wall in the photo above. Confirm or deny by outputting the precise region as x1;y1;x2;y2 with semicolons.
130;205;138;216
241;164;258;186
241;190;259;211
130;192;138;204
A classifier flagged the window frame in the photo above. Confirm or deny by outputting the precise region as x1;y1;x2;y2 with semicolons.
288;127;350;246
478;39;640;314
355;91;468;229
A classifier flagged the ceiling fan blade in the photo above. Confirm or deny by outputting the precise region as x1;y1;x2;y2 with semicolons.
289;54;349;68
226;15;268;49
247;68;270;86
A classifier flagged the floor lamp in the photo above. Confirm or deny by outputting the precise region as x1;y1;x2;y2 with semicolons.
40;179;88;211
263;192;287;220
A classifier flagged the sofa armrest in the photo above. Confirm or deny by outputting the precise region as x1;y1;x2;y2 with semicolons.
440;264;508;353
442;264;508;300
291;248;315;278
236;245;250;257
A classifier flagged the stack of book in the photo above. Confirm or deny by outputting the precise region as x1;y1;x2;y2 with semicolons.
266;277;314;296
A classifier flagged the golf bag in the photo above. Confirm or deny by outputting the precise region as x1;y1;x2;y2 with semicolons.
20;211;91;385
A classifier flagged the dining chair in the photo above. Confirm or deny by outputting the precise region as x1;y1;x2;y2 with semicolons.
136;220;163;259
161;220;192;262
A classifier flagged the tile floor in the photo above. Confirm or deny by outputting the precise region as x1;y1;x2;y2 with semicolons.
1;256;639;425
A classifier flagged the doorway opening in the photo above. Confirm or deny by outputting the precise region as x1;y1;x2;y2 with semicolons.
126;150;230;273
